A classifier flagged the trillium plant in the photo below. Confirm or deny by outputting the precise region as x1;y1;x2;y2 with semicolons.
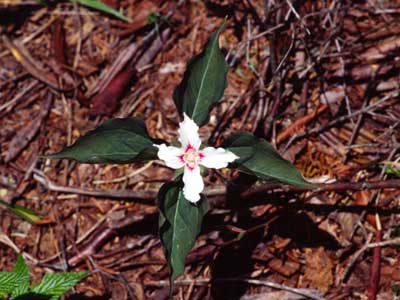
47;22;314;297
156;113;238;203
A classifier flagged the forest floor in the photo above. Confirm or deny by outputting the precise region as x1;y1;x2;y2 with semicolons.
1;1;400;299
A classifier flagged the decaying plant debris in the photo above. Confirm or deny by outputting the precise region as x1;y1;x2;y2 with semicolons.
1;1;400;299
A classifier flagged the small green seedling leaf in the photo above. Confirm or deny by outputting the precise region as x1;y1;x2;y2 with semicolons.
0;200;42;224
46;118;158;164
31;272;87;300
71;0;131;22
223;132;316;188
173;21;228;127
384;164;400;177
158;180;209;298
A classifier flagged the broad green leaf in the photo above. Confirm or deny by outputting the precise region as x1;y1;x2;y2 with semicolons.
0;200;42;224
31;272;87;299
158;180;209;288
10;256;30;299
173;22;228;127
71;0;131;22
223;132;315;188
46;118;158;164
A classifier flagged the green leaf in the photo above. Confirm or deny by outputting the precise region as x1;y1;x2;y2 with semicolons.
31;272;87;299
158;180;209;286
393;284;400;294
71;0;131;22
46;118;158;164
173;22;228;127
0;272;20;297
223;132;316;188
10;256;30;299
0;256;30;298
0;200;42;224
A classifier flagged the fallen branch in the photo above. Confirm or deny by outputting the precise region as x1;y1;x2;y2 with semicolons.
242;179;400;198
341;236;400;283
147;278;324;300
68;213;145;267
368;230;382;300
33;169;226;201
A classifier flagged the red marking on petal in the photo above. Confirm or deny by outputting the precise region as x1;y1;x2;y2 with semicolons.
186;164;194;171
178;154;185;163
199;152;205;159
185;144;194;152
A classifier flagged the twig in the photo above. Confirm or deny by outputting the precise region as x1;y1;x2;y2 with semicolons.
276;104;328;144
68;214;145;267
147;278;324;300
242;179;400;198
33;170;157;201
342;235;400;283
0;80;40;113
284;91;398;150
39;205;120;264
2;35;61;90
33;169;227;200
368;230;382;300
92;161;153;184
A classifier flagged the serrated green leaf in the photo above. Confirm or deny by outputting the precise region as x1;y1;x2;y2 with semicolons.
158;180;209;291
46;118;158;164
0;272;20;296
173;22;228;127
31;272;87;298
0;200;42;224
10;256;30;299
0;256;30;298
71;0;131;22
223;132;315;188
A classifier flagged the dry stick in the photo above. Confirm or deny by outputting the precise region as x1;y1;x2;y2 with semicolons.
276;103;328;144
33;169;226;200
2;35;61;90
242;179;400;197
341;236;400;282
86;42;138;97
147;278;323;300
0;80;39;113
72;2;83;70
0;17;57;59
67;214;145;267
368;230;382;300
35;167;400;201
343;147;399;285
283;91;398;151
33;170;157;201
341;233;373;282
5;95;52;162
92;161;153;184
39;205;121;264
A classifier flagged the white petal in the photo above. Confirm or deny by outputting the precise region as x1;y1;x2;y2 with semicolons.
178;113;201;150
155;144;184;169
182;166;204;203
200;147;239;169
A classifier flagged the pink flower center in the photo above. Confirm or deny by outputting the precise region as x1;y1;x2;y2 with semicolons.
179;145;204;170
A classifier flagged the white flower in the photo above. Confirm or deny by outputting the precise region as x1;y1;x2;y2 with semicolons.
155;114;239;203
